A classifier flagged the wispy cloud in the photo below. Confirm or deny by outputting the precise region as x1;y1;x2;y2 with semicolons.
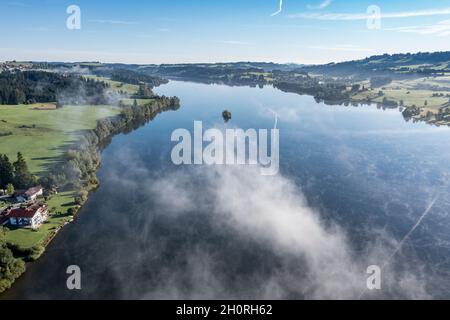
26;26;54;32
215;40;255;46
289;7;450;20
307;0;333;10
135;28;170;38
89;19;140;25
6;2;30;7
386;19;450;37
303;44;374;52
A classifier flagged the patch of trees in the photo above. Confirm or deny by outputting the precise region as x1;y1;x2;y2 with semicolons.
381;97;399;108
432;93;450;97
151;64;270;87
40;96;180;194
155;65;241;78
298;51;450;77
57;77;111;105
0;152;37;191
370;76;393;88
402;106;422;121
74;190;89;205
110;69;168;87
0;71;112;105
350;84;361;92
7;243;45;262
275;80;351;104
131;84;155;99
0;234;26;293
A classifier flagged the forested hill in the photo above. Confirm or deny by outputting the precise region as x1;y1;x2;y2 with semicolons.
298;51;450;77
0;71;112;105
109;69;168;87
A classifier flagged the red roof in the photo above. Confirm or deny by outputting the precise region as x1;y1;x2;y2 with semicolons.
7;204;46;219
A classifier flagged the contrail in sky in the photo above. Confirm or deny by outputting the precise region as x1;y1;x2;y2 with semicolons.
383;194;440;268
271;0;283;16
358;194;439;299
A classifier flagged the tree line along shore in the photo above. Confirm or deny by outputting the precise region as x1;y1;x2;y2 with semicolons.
2;51;450;292
0;69;179;293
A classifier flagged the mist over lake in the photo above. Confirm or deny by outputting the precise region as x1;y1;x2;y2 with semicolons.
4;81;450;300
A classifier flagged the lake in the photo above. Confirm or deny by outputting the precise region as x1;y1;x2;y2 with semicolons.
3;81;450;299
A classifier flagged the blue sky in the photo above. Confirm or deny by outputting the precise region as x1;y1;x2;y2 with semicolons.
1;0;450;64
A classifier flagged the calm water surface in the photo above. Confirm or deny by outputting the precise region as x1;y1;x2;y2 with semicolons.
3;81;450;299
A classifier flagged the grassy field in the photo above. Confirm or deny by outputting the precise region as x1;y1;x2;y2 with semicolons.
84;75;139;94
4;192;78;249
120;98;154;106
0;102;120;249
353;88;449;109
0;102;119;249
0;103;119;175
352;77;450;113
0;76;129;252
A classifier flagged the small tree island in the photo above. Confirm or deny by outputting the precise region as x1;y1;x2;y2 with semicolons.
222;110;232;123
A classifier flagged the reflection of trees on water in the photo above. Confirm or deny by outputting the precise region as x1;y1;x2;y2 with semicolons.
278;83;450;128
169;76;450;128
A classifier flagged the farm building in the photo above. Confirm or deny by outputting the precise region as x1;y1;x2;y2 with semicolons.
14;186;44;202
7;203;48;229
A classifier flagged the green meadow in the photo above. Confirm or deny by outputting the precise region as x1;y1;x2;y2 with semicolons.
4;191;78;249
120;98;155;106
0;103;119;249
84;75;139;94
0;103;119;175
352;77;450;113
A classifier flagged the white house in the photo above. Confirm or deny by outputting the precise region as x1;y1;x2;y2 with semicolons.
8;204;48;229
15;186;44;202
24;186;44;201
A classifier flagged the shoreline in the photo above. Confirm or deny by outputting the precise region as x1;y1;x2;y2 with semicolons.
0;96;180;294
162;77;450;127
2;78;448;296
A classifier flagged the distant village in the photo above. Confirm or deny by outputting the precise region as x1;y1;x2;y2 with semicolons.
0;186;49;229
0;61;32;73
